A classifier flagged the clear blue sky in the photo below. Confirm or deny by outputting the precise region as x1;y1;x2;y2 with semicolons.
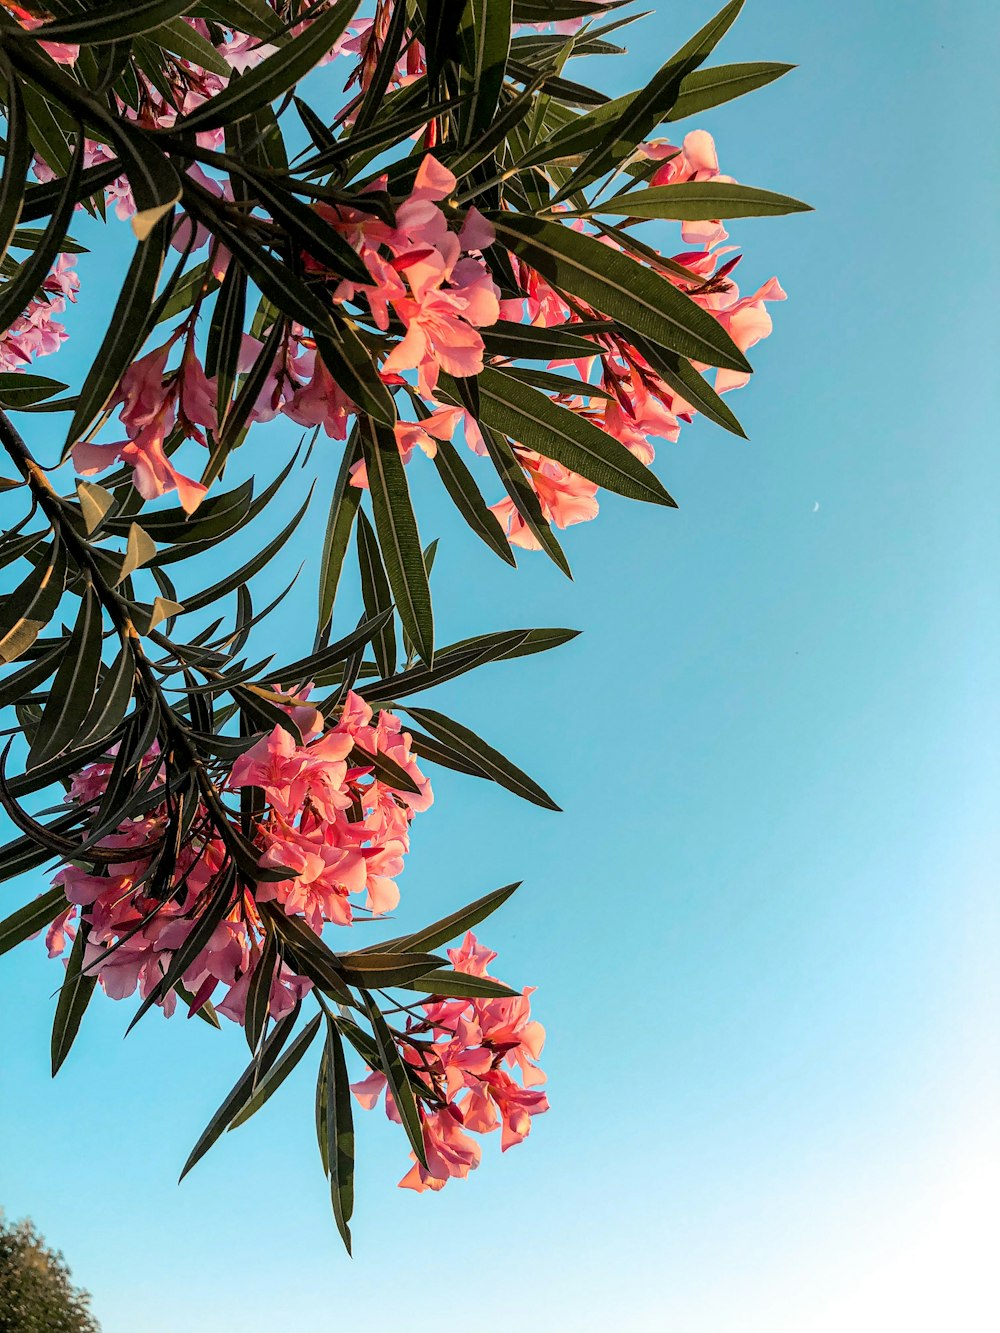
2;3;997;1330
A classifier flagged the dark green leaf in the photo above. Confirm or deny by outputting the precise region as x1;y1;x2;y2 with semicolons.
355;509;396;678
408;969;519;999
553;0;745;199
317;429;362;632
666;60;795;121
360;990;427;1167
487;212;751;371
477;365;676;505
324;1018;354;1253
51;923;96;1075
404;706;559;809
361;417;433;664
11;0;193;46
0;885;67;957
592;180;812;220
370;880;520;955
176;0;360;132
26;584;102;770
179;1008;301;1180
227;1012;323;1130
430;435;515;565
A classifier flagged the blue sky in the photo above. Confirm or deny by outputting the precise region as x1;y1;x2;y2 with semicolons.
1;2;997;1330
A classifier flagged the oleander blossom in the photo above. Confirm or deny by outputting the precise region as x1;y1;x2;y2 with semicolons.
45;691;432;1023
0;253;78;374
351;931;549;1191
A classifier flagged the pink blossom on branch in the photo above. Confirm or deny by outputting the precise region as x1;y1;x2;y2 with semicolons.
351;931;549;1191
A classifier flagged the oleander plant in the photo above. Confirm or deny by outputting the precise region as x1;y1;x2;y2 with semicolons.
0;0;807;1249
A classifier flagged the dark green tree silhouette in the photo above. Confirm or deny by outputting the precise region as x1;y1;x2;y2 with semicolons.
0;1213;99;1333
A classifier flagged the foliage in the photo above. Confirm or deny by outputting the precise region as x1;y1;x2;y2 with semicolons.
0;1213;100;1333
0;0;806;1246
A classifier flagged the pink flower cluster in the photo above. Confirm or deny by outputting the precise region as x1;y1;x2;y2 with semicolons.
45;691;432;1023
73;333;216;514
322;155;500;396
352;931;549;1191
0;254;78;374
490;129;786;547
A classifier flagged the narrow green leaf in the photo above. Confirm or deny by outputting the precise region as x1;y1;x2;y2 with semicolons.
179;1009;300;1180
553;0;745;199
0;885;67;957
591;180;812;220
12;0;193;46
355;509;396;679
0;59;32;269
666;60;795;121
360;990;427;1168
476;365;676;506
26;584;102;770
228;1012;322;1130
361;417;433;664
324;1018;354;1253
404;706;559;810
51;924;96;1075
317;429;362;632
430;436;516;565
176;0;360;132
487;212;751;372
408;969;519;999
372;881;520;955
458;0;512;141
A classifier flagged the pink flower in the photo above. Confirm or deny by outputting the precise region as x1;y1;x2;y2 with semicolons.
491;450;599;549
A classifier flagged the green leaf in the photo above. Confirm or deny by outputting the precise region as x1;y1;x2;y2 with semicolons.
404;706;559;810
553;0;746;199
179;1009;301;1180
476;365;676;506
0;885;67;958
0;373;68;410
26;585;103;770
591;180;812;220
0;60;32;270
666;60;795;121
408;969;519;999
369;881;520;955
0;129;83;336
227;1012;323;1130
11;0;193;46
176;0;361;132
355;510;396;679
628;332;746;438
361;418;434;664
458;0;512;141
150;15;232;75
487;213;751;372
430;435;516;565
75;643;136;750
481;319;600;361
317;430;362;632
51;924;96;1075
245;929;277;1053
0;538;67;665
205;261;247;429
334;951;444;988
478;421;572;577
313;321;397;427
262;904;353;1005
360;990;427;1168
324;1018;355;1254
